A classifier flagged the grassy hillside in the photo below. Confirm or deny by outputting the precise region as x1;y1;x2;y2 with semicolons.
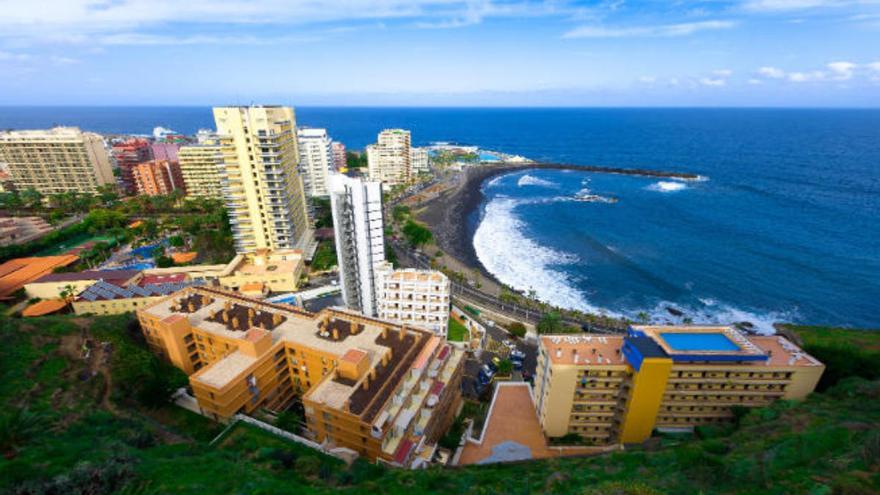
1;315;878;494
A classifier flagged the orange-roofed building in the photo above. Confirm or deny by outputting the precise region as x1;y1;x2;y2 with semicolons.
22;298;68;317
0;255;79;299
171;252;198;264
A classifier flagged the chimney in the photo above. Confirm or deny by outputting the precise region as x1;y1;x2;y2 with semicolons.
188;302;195;312
332;328;339;340
224;301;232;311
362;377;370;390
248;307;255;319
344;399;351;412
222;311;229;322
232;316;239;329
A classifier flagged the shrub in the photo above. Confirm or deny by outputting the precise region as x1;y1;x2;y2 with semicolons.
507;322;527;338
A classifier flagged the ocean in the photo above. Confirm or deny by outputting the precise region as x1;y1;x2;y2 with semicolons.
1;107;878;330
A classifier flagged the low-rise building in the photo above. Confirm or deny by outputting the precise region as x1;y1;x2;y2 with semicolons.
137;287;464;467
0;255;79;299
216;249;304;294
0;216;54;247
534;326;824;446
377;268;450;337
25;269;142;300
72;273;199;315
410;147;430;176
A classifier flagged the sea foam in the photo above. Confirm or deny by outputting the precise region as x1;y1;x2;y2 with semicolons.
517;174;556;188
646;181;688;193
638;300;797;335
473;197;599;313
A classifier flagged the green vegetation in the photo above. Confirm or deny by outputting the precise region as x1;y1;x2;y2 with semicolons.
447;318;469;342
312;197;333;229
402;219;433;248
2;315;879;494
784;324;880;391
345;151;368;169
496;358;513;375
507;321;527;338
310;241;338;272
537;311;563;334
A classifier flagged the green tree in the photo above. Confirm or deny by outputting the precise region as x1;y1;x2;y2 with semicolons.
275;410;304;433
402;219;432;247
507;322;527;338
20;188;43;210
537;311;563;334
496;358;513;375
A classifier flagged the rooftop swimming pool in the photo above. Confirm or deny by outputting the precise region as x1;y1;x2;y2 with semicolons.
659;332;740;352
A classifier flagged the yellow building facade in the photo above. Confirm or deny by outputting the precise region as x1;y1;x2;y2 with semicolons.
137;287;464;467
0;127;114;196
178;142;224;199
534;326;824;445
213;106;312;253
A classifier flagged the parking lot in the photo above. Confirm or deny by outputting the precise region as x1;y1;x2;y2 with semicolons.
460;313;539;399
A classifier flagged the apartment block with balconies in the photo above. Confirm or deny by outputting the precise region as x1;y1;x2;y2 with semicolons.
136;286;464;467
376;268;451;337
534;325;824;446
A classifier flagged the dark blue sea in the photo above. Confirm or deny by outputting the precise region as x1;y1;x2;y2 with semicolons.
1;107;878;330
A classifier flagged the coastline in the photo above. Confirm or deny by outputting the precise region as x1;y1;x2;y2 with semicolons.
415;162;701;296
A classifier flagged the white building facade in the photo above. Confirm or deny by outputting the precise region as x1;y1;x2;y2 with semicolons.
410;147;430;176
367;129;412;186
328;173;386;316
376;268;450;337
296;128;334;198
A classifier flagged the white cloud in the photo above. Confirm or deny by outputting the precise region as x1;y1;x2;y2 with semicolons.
699;77;727;86
742;0;860;12
638;76;657;84
758;66;786;78
49;55;79;65
96;33;322;46
0;50;30;61
748;78;764;84
713;69;734;77
868;61;880;71
563;20;736;39
788;70;826;82
827;61;857;79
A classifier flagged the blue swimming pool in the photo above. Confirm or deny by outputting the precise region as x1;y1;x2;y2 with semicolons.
660;332;740;352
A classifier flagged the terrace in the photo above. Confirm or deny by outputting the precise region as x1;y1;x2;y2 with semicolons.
206;302;286;332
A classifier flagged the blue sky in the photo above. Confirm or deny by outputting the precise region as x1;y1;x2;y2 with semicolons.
1;0;879;106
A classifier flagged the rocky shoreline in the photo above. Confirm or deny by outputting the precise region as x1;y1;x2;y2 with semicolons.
416;162;701;287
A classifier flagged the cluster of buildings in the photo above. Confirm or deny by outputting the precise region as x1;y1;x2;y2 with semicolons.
0;106;826;470
366;129;430;187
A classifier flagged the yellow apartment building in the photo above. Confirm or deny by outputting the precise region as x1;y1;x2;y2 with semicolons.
213;106;312;253
216;249;304;294
178;142;224;199
0;127;114;196
137;287;464;467
534;325;824;445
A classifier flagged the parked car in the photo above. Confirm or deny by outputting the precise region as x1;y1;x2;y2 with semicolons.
510;350;526;362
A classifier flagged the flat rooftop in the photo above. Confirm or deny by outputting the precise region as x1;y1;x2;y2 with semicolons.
541;335;627;366
0;255;79;297
142;287;430;418
541;326;821;369
458;383;599;465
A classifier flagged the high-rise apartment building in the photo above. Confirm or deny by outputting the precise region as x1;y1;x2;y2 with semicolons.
151;142;180;162
367;129;412;186
0;127;114;196
376;269;450;336
137;287;464;466
112;138;152;195
131;160;184;196
213;106;312;253
331;141;346;171
296;128;333;198
534;326;824;446
329;173;386;316
410;147;430;176
179;142;224;199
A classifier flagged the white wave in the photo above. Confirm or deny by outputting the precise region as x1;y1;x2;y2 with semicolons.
473;197;600;313
575;187;592;195
517;174;557;188
636;300;798;335
646;181;688;193
485;175;505;189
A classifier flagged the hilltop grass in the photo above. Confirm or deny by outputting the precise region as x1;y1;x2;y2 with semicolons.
1;315;878;494
782;323;880;391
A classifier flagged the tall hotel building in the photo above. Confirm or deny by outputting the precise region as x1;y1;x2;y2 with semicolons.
296;128;334;198
112;138;152;195
137;287;464;466
367;129;412;186
328;174;386;316
331;141;346;171
213;106;312;253
178;140;224;199
0;127;114;196
534;326;824;446
131;160;185;196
